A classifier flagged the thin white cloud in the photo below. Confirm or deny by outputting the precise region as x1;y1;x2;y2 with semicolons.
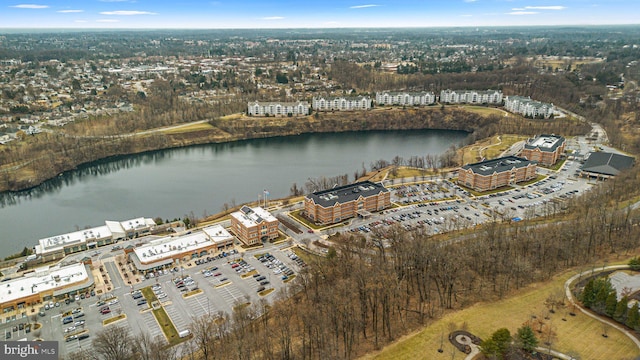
461;14;473;17
464;0;477;3
524;6;566;10
261;16;284;20
10;4;49;9
100;10;157;15
57;10;84;13
99;0;131;2
74;20;87;23
508;11;538;15
97;19;120;22
350;4;380;9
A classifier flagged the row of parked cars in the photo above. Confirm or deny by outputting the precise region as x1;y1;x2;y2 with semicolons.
258;253;295;279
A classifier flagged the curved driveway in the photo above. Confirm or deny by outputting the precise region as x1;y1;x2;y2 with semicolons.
564;265;640;351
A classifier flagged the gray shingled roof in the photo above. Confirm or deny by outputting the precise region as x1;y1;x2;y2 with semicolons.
307;181;388;208
581;151;635;176
462;156;535;176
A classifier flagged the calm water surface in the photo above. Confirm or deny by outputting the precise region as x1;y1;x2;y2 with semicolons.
0;129;469;256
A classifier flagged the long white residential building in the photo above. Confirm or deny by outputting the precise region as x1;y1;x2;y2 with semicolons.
439;89;503;104
312;96;372;111
34;217;156;262
375;91;436;106
504;95;556;119
247;101;310;117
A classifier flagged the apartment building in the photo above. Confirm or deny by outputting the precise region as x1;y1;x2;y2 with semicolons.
439;89;503;104
520;134;566;166
375;91;436;106
504;95;556;119
312;96;372;111
457;156;537;192
247;101;310;117
230;206;279;246
304;181;391;225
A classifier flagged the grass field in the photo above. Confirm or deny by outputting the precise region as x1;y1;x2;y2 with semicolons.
362;268;640;360
457;105;507;117
161;122;215;134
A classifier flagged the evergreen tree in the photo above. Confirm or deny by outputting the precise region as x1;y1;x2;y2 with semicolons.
614;296;629;323
626;303;640;330
481;328;512;359
581;278;596;308
605;291;618;317
516;325;538;353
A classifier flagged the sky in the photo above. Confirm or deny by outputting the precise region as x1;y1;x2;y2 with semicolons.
0;0;638;29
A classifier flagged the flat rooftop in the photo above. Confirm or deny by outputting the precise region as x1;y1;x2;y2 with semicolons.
524;134;565;152
306;181;389;208
201;224;235;245
231;206;277;228
0;263;89;305
37;225;112;254
462;156;535;176
132;231;215;264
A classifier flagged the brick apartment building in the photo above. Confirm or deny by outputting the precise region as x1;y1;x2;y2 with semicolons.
230;206;279;246
520;134;565;166
304;181;391;225
457;156;537;192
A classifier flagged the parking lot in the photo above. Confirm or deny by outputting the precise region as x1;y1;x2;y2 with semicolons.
344;160;593;237
6;244;305;358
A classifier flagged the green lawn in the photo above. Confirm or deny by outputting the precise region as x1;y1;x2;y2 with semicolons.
362;268;640;360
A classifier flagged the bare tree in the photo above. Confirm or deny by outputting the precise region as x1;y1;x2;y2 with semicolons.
92;325;133;360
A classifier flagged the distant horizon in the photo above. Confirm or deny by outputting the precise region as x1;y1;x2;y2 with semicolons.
2;23;640;33
1;1;639;29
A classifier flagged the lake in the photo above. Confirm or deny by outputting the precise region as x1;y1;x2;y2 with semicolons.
0;129;469;256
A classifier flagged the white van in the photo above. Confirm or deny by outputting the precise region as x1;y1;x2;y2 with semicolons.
179;329;191;338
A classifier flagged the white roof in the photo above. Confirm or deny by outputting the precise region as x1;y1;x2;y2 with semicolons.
120;217;155;232
37;225;112;254
0;263;89;305
231;206;277;228
201;224;235;245
530;136;561;149
132;232;214;264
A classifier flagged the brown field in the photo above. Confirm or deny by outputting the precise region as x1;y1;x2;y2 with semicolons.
161;122;215;134
362;266;640;360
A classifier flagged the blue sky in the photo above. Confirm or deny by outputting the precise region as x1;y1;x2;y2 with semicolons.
1;0;638;29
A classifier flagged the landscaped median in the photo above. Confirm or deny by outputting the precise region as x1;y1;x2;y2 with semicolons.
152;306;182;346
182;289;203;298
103;314;126;326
